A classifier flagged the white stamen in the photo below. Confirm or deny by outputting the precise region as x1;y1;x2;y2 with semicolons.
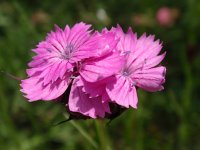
60;44;74;60
70;76;76;79
131;81;137;87
123;71;129;76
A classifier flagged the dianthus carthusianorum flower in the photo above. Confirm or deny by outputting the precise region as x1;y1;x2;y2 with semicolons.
80;26;166;110
21;22;99;101
105;26;166;108
20;22;166;119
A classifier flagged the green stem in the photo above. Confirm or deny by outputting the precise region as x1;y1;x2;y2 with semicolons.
95;120;112;150
63;113;98;149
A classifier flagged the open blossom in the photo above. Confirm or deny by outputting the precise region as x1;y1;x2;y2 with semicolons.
20;22;166;119
21;22;106;101
106;26;166;108
81;26;166;109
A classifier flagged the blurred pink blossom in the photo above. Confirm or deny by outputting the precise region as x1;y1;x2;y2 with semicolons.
156;7;179;27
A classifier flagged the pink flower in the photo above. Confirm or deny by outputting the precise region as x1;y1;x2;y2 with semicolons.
156;7;172;27
105;26;166;108
156;7;179;27
20;22;103;101
20;23;125;118
81;26;166;109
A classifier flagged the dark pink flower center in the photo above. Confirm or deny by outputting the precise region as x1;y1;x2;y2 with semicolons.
61;44;75;60
122;68;130;77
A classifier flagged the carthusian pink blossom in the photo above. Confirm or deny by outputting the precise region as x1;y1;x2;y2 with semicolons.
20;22;103;101
80;26;166;109
105;26;166;108
20;22;125;119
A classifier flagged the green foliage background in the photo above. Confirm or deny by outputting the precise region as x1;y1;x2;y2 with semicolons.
0;0;200;149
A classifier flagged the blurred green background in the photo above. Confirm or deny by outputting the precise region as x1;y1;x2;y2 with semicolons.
0;0;200;150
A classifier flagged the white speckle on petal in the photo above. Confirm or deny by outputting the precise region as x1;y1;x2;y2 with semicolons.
131;81;137;87
105;44;110;49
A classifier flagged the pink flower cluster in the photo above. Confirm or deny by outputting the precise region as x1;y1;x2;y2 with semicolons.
20;22;166;119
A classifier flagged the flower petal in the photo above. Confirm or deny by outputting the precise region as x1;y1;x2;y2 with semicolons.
106;75;138;108
129;34;163;70
80;51;125;82
113;25;137;53
78;77;111;102
132;66;166;92
20;73;71;101
68;78;110;118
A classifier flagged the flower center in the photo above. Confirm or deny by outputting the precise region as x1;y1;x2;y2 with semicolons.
123;50;131;55
123;71;129;76
60;44;75;60
122;68;130;77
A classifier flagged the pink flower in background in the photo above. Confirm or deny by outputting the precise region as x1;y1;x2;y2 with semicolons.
156;7;179;27
20;22;102;101
156;7;172;27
